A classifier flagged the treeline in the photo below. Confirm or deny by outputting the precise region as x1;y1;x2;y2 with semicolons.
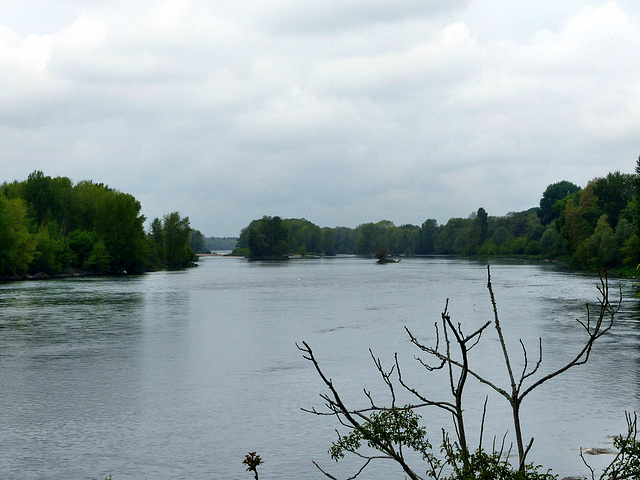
0;171;198;277
235;160;640;270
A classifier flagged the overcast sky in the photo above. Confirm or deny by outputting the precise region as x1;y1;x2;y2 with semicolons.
1;1;639;236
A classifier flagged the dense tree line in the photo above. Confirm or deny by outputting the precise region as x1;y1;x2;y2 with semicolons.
0;171;197;277
235;160;640;270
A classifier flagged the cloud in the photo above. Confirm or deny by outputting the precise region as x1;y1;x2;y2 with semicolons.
0;1;639;235
254;0;469;34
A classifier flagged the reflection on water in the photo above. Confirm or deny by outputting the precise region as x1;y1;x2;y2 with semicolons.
0;258;637;479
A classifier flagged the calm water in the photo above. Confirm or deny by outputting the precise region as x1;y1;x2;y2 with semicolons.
0;257;638;479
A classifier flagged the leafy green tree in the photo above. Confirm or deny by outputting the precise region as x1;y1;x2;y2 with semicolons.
438;217;471;254
593;171;635;230
287;219;322;254
147;217;165;266
66;229;98;269
419;219;439;255
68;180;111;232
93;191;147;273
83;240;111;273
476;207;489;245
188;229;209;254
355;223;375;255
558;182;601;253
491;226;510;248
0;196;35;275
622;235;640;267
30;221;74;274
576;215;618;267
20;171;74;232
162;212;197;267
615;219;634;255
373;234;389;257
333;226;354;254
539;180;581;225
525;212;545;241
320;228;336;256
540;226;563;258
246;216;288;258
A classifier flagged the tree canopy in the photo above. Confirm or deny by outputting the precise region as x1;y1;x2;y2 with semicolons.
233;159;640;270
0;171;198;277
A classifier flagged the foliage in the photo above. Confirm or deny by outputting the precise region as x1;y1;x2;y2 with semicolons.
329;408;433;462
236;216;292;258
233;159;640;269
0;196;35;275
598;413;640;480
374;247;389;261
0;171;197;277
243;451;263;480
188;229;210;254
148;212;198;268
442;441;556;480
539;180;581;225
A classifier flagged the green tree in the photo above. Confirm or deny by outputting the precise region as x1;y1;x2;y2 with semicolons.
162;212;197;267
491;226;510;248
0;196;35;275
66;229;98;269
83;240;111;273
558;182;601;253
539;180;581;225
438;217;471;254
419;219;439;255
320;228;336;256
188;230;209;254
540;226;563;258
476;207;489;246
593;171;635;230
355;223;375;255
576;215;618;267
246;216;289;258
94;191;147;273
334;226;355;254
30;221;74;274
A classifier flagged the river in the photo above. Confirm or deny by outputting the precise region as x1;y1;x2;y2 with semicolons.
0;256;638;479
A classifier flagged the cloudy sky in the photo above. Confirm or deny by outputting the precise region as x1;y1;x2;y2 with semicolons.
1;0;639;236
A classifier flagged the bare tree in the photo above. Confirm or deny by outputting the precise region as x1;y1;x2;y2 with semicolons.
299;266;621;478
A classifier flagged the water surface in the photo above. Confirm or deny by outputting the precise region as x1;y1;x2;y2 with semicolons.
0;257;638;479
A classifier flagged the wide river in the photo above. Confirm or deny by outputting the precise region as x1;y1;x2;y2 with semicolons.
0;256;638;479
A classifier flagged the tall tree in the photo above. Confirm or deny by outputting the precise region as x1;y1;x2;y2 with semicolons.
163;212;197;266
188;230;209;254
246;216;289;258
0;196;35;275
558;182;601;253
593;171;634;229
419;219;438;254
476;207;489;245
539;180;581;225
94;191;147;272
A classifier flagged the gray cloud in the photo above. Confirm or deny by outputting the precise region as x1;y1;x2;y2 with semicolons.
0;1;639;236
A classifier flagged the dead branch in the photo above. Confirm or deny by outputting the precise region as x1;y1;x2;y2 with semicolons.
297;341;427;480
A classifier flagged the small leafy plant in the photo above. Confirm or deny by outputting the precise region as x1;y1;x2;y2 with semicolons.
243;451;263;480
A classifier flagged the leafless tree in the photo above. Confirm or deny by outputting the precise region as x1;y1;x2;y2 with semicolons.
299;266;621;478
